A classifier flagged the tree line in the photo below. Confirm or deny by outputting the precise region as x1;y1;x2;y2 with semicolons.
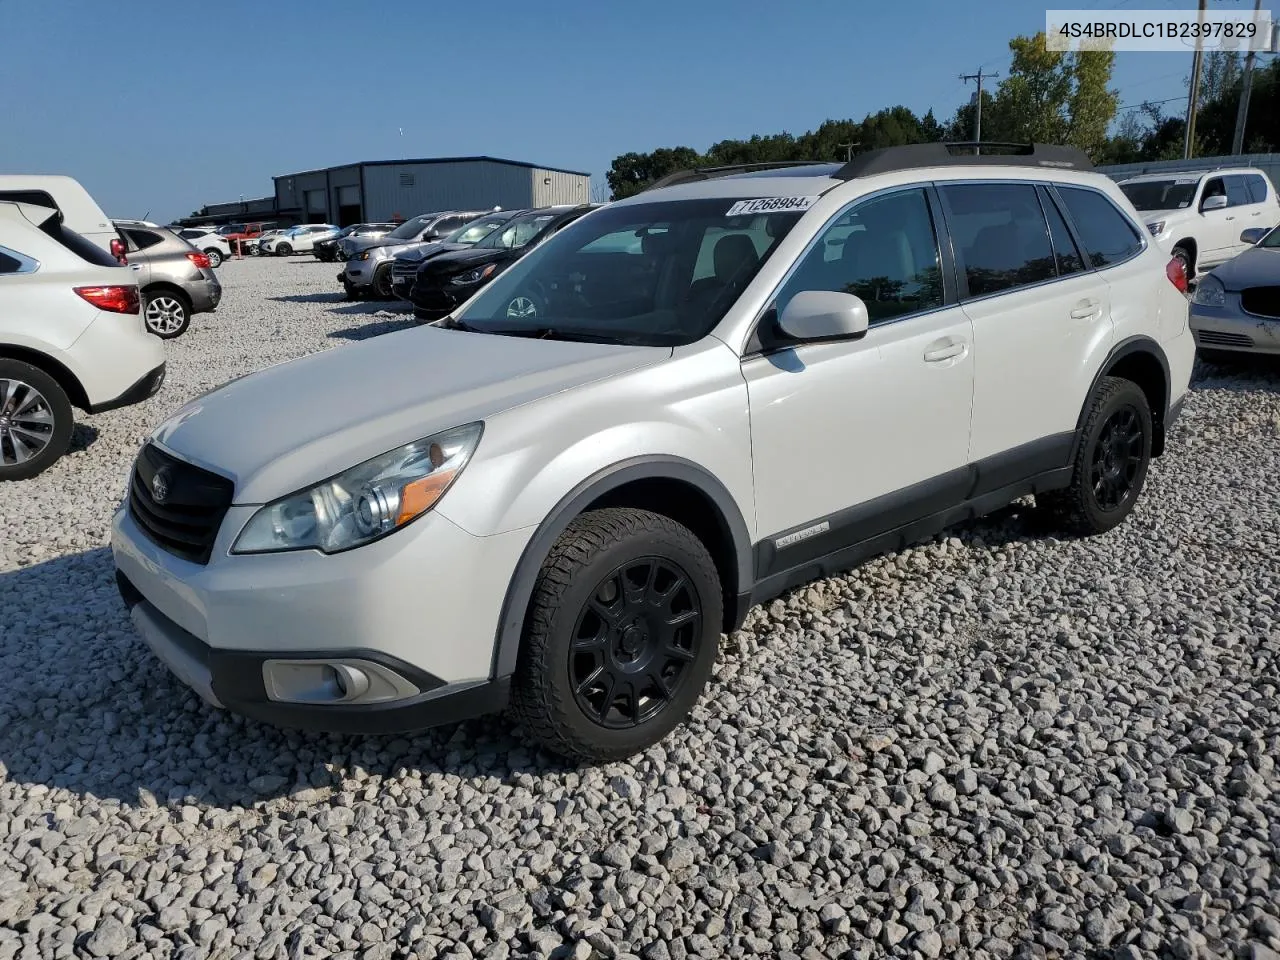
606;33;1280;199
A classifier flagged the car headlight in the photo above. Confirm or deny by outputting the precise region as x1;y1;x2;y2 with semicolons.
1146;220;1166;237
353;251;371;261
450;263;497;286
1191;274;1226;307
232;423;483;555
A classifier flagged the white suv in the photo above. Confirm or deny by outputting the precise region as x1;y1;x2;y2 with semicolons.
266;224;341;256
1;202;166;480
111;144;1194;760
1118;167;1279;279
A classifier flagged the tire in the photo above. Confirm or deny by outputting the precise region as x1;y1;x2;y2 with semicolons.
275;242;292;257
0;359;73;481
143;289;192;339
342;281;360;301
1172;244;1193;280
373;265;394;299
203;247;223;268
1038;376;1153;536
510;508;722;762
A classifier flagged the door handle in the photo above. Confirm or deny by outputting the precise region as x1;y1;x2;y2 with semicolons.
1226;215;1237;221
1070;298;1101;320
923;341;966;362
130;264;142;271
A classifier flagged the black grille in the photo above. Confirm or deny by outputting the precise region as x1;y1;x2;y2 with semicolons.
1197;330;1254;348
1241;286;1280;320
128;444;234;564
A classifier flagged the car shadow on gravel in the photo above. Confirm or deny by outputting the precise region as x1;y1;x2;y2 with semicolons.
327;315;420;342
269;293;346;304
67;423;99;453
0;548;578;811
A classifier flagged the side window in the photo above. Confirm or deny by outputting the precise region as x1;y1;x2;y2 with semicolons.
0;246;36;275
1244;175;1269;204
1056;187;1143;269
1225;175;1252;208
126;229;164;250
775;187;943;324
1038;187;1086;276
1202;177;1226;205
939;182;1055;297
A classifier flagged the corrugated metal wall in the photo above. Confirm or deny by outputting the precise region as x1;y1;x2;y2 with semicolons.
362;161;538;220
531;168;591;206
1098;153;1280;188
276;171;328;216
327;165;360;221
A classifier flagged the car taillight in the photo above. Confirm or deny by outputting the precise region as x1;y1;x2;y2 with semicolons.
1166;257;1188;294
75;285;140;314
110;238;127;264
186;251;212;269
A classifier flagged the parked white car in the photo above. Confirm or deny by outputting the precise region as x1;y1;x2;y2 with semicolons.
112;145;1194;760
266;224;341;256
0;202;166;480
175;228;231;268
1118;167;1279;279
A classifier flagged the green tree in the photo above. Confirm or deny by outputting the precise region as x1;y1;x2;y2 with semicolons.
606;146;703;200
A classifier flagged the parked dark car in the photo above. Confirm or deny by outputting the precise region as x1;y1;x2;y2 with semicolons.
389;210;525;300
313;223;398;262
407;205;599;323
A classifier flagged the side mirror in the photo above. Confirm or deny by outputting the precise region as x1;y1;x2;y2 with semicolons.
1240;227;1270;245
1201;194;1228;212
777;290;869;343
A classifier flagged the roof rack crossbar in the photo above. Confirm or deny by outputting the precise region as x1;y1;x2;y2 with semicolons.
834;141;1094;180
643;160;833;193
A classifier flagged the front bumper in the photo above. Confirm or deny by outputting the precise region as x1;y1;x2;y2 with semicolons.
341;260;380;289
110;500;529;733
1190;295;1280;354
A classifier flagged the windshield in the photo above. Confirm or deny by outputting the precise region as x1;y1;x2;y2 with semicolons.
1120;178;1201;212
452;198;804;346
446;215;510;245
475;212;559;250
217;223;246;235
386;216;430;240
1260;225;1280;249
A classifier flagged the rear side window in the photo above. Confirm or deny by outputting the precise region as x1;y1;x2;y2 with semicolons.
126;228;165;250
1055;187;1143;268
40;221;121;267
1038;187;1086;276
1244;174;1269;204
1225;176;1252;208
0;248;31;274
939;182;1056;297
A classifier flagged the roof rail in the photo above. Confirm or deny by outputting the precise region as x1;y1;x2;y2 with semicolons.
834;142;1094;180
643;160;833;193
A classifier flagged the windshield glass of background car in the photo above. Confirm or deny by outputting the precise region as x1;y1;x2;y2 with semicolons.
447;217;506;244
386;216;429;240
1119;179;1200;211
452;198;804;346
1260;225;1280;248
476;214;557;250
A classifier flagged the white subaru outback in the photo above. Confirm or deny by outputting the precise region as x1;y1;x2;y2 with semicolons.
111;143;1195;761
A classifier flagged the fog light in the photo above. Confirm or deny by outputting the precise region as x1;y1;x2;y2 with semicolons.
262;658;420;705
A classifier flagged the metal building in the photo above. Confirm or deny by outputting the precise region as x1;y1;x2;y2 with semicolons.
272;156;592;226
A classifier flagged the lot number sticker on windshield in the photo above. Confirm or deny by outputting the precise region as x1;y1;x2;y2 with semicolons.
726;196;819;217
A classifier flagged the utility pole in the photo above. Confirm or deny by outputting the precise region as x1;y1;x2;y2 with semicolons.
1183;0;1209;159
1231;0;1264;155
960;68;998;154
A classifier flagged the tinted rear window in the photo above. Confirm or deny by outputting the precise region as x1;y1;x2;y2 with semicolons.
126;228;165;250
1056;187;1143;268
1244;174;1270;204
0;249;24;274
41;220;121;267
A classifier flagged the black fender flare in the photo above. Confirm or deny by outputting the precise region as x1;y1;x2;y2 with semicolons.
1073;335;1171;458
489;455;754;679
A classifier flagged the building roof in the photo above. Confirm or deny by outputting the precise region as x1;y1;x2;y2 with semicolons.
273;155;591;181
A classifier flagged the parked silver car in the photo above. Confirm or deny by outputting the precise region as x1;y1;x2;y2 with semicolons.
114;222;221;338
339;210;489;298
1190;224;1280;361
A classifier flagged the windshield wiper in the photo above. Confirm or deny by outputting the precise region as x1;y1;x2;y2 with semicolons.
481;326;644;344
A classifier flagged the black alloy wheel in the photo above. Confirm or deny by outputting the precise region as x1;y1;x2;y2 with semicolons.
1089;404;1144;512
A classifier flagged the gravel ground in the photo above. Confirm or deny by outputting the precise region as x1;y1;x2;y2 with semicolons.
1;255;1278;960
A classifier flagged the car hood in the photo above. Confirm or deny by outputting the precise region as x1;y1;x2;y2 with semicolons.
1210;245;1280;290
1139;208;1192;225
150;326;667;503
420;246;511;277
394;241;468;266
345;234;415;253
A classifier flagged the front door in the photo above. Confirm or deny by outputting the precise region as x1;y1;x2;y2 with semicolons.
744;185;974;555
1197;176;1237;267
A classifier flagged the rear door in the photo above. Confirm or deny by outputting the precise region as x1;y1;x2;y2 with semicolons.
944;180;1112;470
122;228;155;287
1223;175;1257;259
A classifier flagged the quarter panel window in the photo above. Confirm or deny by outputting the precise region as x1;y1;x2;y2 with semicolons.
939;183;1056;297
1055;187;1143;268
774;187;943;325
126;229;164;250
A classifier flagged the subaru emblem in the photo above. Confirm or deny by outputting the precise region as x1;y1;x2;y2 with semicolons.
151;468;171;504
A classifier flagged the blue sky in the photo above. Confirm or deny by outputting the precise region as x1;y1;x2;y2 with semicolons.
1;0;1269;222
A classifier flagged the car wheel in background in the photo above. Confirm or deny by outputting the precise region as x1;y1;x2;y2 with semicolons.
373;266;394;299
203;248;224;268
143;290;192;339
1038;376;1152;536
510;507;722;762
1172;244;1193;280
275;242;293;257
0;359;74;481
